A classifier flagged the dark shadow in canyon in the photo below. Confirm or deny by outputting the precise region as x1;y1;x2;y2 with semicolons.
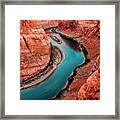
59;34;78;51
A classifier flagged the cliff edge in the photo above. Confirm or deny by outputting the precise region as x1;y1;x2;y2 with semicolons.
20;20;51;81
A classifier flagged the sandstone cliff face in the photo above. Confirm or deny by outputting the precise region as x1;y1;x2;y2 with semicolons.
20;20;51;81
78;56;100;100
78;68;100;100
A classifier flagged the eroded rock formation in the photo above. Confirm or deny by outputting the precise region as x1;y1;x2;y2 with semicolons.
20;20;51;81
78;56;100;100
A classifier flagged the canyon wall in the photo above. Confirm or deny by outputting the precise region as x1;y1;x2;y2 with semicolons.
20;20;51;81
78;56;100;100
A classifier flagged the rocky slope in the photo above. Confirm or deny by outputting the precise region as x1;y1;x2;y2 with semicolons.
78;56;100;100
20;20;51;81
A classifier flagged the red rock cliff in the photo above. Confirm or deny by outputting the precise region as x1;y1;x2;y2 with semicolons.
78;56;100;100
20;20;51;81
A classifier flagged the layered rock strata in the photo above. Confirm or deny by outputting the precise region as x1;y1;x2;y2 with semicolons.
20;20;51;81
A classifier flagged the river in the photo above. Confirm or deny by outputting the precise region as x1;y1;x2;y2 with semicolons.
20;33;84;100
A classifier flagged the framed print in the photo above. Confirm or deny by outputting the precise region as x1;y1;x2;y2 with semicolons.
0;0;119;119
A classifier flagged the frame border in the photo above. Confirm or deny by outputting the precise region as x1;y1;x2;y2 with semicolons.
0;0;119;119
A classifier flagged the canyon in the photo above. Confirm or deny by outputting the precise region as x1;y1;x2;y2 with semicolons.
20;20;100;100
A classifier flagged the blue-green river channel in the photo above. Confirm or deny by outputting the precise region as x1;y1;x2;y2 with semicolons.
20;33;84;100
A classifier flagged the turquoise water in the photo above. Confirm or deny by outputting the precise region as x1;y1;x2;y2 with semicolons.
20;33;84;100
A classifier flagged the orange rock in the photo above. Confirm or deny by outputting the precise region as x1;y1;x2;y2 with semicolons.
78;56;100;100
78;68;100;100
20;20;51;81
